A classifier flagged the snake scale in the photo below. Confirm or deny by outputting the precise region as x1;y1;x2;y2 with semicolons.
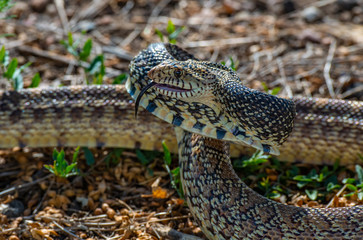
0;43;362;239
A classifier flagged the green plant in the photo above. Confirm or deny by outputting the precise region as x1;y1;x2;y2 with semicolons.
104;148;124;167
258;176;284;199
342;165;363;200
233;150;270;173
44;147;80;178
0;46;41;90
61;33;105;84
155;20;185;44
162;141;183;198
233;151;288;199
0;0;12;13
61;32;127;85
261;82;280;95
112;73;128;84
82;147;95;166
292;160;341;200
221;57;239;71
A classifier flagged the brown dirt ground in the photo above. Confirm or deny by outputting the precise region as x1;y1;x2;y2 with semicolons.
0;0;362;239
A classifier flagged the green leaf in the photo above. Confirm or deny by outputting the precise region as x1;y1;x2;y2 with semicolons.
82;147;95;166
326;182;340;192
4;58;17;78
52;149;59;161
12;71;23;91
297;181;309;188
261;82;269;92
307;169;318;179
293;175;313;182
11;62;31;90
270;87;281;95
169;26;185;40
56;149;65;163
155;29;164;42
56;149;65;166
344;192;355;198
136;149;149;165
171;167;180;177
358;191;363;200
356;165;363;184
65;163;77;175
87;55;104;74
29;73;41;88
342;178;356;184
112;73;128;84
287;166;299;177
346;184;357;191
166;20;175;35
94;72;104;84
162;140;172;165
267;192;281;199
0;0;12;12
18;62;31;72
67;32;73;46
229;57;236;71
305;189;318;200
0;46;5;63
44;164;55;174
80;39;92;61
72;146;80;163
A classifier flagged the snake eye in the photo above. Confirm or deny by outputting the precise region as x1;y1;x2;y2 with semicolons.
174;70;182;78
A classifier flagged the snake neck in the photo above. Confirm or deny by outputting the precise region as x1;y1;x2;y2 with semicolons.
175;127;363;239
215;80;296;154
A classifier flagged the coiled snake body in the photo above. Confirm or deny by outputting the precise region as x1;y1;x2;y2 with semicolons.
0;43;362;239
129;43;363;239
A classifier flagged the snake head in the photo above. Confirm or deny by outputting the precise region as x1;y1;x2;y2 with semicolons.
128;43;296;155
147;59;219;101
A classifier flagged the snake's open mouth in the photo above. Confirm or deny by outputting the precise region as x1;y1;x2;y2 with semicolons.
154;83;191;92
135;81;193;118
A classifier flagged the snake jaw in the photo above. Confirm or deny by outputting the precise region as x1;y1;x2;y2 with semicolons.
147;60;212;99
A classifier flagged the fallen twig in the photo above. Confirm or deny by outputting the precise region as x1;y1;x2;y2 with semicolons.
323;38;337;98
52;220;82;240
185;37;259;48
0;174;52;198
54;0;70;34
151;223;203;240
277;57;293;98
17;45;124;78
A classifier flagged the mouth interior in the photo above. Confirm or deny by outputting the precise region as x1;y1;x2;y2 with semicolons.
135;81;192;118
155;83;191;92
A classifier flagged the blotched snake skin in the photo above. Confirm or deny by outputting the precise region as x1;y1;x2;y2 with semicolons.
0;43;362;239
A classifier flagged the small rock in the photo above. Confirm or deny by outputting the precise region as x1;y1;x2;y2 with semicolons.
30;0;50;13
337;0;358;11
0;200;25;217
76;20;96;33
9;1;29;18
283;0;296;13
302;6;323;23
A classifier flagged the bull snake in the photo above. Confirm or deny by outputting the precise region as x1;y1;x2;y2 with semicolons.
0;43;362;239
128;43;362;239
